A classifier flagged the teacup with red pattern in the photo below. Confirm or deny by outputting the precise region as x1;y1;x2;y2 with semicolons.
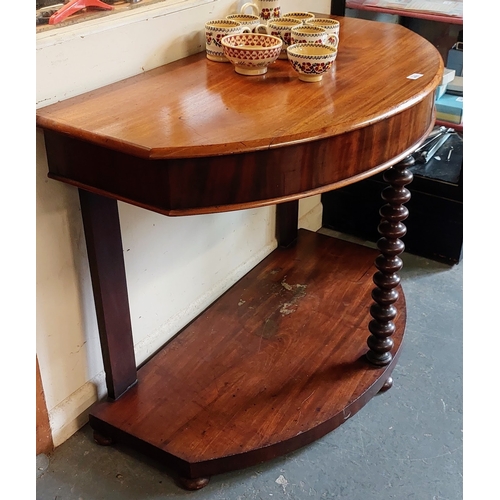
226;13;261;33
205;19;251;62
287;42;337;82
282;11;315;24
240;0;281;24
291;25;328;46
305;18;340;48
256;17;302;59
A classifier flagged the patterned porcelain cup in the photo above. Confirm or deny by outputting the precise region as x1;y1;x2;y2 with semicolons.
282;11;315;24
205;19;251;62
256;17;302;59
226;13;261;33
241;0;281;24
291;25;328;46
287;42;337;82
305;18;340;48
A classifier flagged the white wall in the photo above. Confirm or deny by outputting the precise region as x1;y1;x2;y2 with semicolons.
36;0;330;447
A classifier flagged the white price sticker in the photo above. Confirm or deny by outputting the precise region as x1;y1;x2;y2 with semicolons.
407;73;424;80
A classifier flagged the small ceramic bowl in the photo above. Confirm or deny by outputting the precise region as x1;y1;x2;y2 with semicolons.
221;33;283;75
287;43;337;82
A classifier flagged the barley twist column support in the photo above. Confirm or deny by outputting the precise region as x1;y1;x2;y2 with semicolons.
366;155;414;367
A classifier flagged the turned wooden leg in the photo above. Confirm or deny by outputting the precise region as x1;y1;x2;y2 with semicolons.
366;156;413;366
178;476;210;490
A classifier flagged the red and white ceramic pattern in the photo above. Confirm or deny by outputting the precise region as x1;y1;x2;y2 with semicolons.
305;18;340;48
241;0;281;23
290;25;328;46
205;20;251;62
221;33;283;75
287;43;337;82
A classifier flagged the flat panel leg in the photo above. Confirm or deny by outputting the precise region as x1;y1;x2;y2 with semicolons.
366;156;414;366
79;189;137;399
276;200;299;247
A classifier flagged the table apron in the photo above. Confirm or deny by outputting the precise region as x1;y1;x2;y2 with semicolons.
43;95;434;216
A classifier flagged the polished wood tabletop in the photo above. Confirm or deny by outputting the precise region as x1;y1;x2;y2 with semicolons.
37;17;441;159
37;16;442;216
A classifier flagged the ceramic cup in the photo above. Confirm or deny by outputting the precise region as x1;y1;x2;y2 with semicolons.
256;17;302;59
287;42;337;82
291;25;328;46
226;13;261;33
205;19;251;62
305;18;340;48
240;0;281;24
282;11;315;24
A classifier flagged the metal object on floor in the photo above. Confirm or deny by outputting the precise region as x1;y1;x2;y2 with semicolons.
413;127;455;164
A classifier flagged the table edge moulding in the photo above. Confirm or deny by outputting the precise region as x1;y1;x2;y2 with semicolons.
36;14;443;490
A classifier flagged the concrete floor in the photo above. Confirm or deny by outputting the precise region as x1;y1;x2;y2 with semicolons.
36;230;463;500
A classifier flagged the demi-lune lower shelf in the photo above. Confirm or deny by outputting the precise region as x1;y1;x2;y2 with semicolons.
89;229;406;480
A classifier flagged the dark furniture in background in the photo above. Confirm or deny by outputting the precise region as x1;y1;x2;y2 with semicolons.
326;0;463;265
330;0;347;15
322;134;463;264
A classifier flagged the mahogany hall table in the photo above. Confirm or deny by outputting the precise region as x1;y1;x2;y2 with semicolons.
36;15;442;490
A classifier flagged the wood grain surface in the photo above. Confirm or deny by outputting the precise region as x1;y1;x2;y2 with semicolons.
37;17;441;159
89;230;405;478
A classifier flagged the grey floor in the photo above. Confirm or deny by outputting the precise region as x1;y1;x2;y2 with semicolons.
36;229;463;500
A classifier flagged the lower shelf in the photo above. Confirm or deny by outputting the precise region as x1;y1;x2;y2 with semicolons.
89;229;406;481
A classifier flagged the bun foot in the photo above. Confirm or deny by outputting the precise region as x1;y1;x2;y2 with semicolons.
378;376;393;394
93;431;114;446
178;476;210;490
